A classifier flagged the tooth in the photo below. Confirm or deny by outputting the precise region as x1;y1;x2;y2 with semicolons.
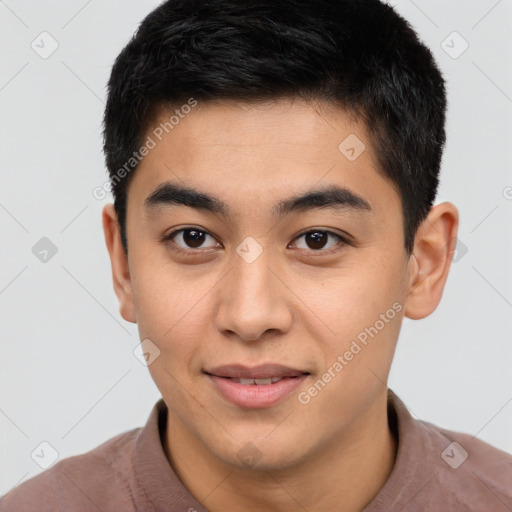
254;378;272;385
240;378;256;385
271;376;283;383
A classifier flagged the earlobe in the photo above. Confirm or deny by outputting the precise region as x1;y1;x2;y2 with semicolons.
404;202;459;320
102;204;137;324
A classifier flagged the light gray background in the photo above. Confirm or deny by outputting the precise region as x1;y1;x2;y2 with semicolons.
1;0;511;495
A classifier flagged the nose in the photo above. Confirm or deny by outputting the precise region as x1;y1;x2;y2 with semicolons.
214;246;293;342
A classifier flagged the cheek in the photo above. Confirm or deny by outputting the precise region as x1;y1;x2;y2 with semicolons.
299;251;404;378
300;256;402;334
131;250;208;335
136;268;211;406
130;260;213;383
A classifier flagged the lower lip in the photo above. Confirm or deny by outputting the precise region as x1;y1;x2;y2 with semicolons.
206;374;309;409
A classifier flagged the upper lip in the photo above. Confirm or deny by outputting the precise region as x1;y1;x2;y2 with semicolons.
204;364;310;379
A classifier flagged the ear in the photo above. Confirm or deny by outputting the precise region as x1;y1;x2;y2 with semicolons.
102;204;137;324
404;202;459;320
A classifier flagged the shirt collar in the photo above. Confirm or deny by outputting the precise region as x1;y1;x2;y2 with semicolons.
132;389;436;512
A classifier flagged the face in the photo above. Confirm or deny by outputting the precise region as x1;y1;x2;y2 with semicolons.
121;99;412;470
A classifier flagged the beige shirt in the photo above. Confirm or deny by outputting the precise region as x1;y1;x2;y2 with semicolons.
1;389;511;511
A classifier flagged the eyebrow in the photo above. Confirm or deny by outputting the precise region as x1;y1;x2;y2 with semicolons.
144;181;372;218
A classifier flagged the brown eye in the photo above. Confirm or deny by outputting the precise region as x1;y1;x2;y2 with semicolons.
292;230;346;252
305;231;328;250
165;228;220;252
180;229;206;248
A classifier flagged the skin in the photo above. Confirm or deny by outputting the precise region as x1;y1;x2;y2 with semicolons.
102;98;458;512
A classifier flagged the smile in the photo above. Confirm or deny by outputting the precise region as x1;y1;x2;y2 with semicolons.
205;373;309;408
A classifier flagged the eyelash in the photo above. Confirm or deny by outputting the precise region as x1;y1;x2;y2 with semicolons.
162;227;350;256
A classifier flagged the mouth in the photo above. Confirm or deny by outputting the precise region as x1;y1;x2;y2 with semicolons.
203;364;311;408
203;363;310;381
211;376;302;385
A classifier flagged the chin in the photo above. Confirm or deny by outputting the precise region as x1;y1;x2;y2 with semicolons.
212;437;308;473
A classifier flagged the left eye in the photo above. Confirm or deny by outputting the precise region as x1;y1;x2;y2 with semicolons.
291;230;346;251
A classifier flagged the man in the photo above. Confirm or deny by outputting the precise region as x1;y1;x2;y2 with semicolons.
2;0;511;511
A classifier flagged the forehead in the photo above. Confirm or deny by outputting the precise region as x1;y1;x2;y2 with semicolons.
127;98;400;221
147;99;370;160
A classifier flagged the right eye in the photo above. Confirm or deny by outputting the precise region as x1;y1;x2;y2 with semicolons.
163;227;221;254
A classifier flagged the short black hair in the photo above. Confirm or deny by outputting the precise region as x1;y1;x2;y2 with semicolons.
103;0;446;255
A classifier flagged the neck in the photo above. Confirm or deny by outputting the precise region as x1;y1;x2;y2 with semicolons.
164;389;397;512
